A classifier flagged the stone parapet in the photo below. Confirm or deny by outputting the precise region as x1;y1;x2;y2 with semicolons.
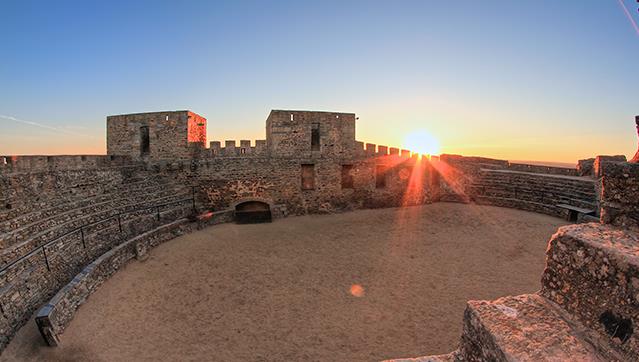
541;223;639;358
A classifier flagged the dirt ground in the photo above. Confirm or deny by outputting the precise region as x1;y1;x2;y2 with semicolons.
2;203;566;362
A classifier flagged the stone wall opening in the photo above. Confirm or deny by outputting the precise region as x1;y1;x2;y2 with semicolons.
311;122;320;151
234;201;272;224
140;126;150;156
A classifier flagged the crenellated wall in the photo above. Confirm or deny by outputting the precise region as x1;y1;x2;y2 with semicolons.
3;110;639;359
208;140;268;157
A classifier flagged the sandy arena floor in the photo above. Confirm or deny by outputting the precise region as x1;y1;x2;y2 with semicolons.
2;203;567;362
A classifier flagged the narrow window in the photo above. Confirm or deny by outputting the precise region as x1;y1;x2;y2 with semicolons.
341;165;354;189
140;126;150;155
311;123;320;151
1;157;7;165
241;148;246;154
301;164;315;190
376;165;386;188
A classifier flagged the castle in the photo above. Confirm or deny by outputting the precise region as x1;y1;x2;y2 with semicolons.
0;110;638;360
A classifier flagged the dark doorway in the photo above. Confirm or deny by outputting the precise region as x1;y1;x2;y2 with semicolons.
235;201;272;223
140;126;150;156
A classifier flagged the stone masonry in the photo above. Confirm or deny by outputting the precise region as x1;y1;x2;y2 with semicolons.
1;110;638;360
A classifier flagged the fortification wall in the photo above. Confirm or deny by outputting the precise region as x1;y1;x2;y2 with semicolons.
599;161;639;230
0;156;147;249
433;154;596;218
151;153;435;216
0;149;435;352
208;140;268;157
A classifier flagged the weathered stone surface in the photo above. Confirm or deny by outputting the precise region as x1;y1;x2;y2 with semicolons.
459;294;610;361
435;154;596;218
2;110;639;359
107;111;206;159
593;155;628;178
541;223;639;359
599;161;639;229
578;158;595;176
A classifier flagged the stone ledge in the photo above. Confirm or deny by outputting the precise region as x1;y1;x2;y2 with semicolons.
459;294;612;361
383;351;460;362
540;223;639;358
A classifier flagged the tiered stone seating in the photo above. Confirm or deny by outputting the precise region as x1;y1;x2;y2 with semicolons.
0;173;196;350
0;179;191;265
386;223;638;361
469;169;597;218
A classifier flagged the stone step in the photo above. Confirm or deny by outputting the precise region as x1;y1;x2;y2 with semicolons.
0;193;193;268
477;175;595;191
540;223;639;359
0;177;172;227
4;184;189;241
480;169;595;183
471;187;597;206
458;294;620;361
474;179;596;195
471;182;596;199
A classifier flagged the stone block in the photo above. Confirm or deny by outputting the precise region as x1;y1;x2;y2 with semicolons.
459;294;612;361
541;223;639;358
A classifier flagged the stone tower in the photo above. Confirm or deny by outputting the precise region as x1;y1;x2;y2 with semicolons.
265;110;356;158
106;110;206;159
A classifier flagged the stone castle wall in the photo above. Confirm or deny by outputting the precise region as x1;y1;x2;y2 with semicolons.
154;154;434;216
2;109;638;357
107;111;207;159
265;110;356;158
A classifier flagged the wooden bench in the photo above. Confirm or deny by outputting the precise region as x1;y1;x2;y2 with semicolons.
556;204;595;222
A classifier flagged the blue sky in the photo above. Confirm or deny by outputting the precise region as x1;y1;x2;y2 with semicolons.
1;0;638;163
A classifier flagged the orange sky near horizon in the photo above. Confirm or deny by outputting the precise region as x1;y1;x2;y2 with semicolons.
1;106;636;166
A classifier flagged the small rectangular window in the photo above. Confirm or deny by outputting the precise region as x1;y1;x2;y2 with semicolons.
376;165;386;188
240;148;246;154
140;126;150;155
311;123;320;151
301;164;315;190
341;165;354;189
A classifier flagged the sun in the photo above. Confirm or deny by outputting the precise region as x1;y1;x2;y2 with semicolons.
402;130;440;156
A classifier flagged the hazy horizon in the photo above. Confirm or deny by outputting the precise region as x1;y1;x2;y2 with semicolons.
1;1;638;163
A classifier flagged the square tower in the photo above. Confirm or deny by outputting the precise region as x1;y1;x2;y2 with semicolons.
107;110;206;159
266;110;356;158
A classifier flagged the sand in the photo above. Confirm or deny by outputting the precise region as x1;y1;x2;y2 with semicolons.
2;203;567;362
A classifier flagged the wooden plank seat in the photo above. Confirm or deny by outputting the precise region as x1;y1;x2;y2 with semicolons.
556;203;595;222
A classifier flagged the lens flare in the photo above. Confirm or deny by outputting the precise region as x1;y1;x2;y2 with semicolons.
350;284;365;297
403;130;440;156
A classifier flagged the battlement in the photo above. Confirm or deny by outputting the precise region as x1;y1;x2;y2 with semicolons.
354;141;425;159
0;155;138;173
208;140;268;157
